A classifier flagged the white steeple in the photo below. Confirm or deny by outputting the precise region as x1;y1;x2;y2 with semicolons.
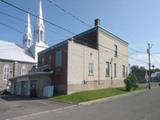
34;0;45;43
29;0;48;62
23;12;32;48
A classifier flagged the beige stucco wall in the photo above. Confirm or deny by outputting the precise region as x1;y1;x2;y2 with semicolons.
98;30;128;82
67;41;98;85
67;29;128;94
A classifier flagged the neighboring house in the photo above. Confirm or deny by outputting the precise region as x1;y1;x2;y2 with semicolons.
151;72;160;82
10;19;128;97
0;0;48;91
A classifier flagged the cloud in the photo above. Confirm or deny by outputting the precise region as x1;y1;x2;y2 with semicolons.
129;53;160;68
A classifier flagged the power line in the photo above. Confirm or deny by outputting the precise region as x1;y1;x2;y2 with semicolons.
0;10;25;23
0;0;127;57
0;0;149;64
0;21;22;33
47;0;92;28
128;47;145;53
0;9;71;40
0;0;76;35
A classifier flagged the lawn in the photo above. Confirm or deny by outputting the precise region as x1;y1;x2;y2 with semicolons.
50;87;146;104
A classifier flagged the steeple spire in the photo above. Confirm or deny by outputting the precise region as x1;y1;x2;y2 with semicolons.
34;0;45;43
30;0;48;62
23;11;32;48
37;0;43;26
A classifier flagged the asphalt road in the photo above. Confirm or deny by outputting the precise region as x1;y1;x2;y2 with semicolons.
11;87;160;120
0;95;70;120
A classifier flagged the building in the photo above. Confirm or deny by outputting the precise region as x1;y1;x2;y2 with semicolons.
10;19;128;97
151;72;160;82
0;0;48;91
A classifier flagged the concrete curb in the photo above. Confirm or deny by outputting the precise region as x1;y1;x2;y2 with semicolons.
79;86;159;106
79;88;148;106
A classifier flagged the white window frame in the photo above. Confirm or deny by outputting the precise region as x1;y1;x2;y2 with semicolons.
88;63;94;76
3;64;10;81
114;63;117;78
105;62;110;77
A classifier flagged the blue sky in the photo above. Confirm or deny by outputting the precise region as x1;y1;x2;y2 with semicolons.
0;0;160;68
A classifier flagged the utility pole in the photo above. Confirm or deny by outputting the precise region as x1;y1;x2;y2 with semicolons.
147;43;151;89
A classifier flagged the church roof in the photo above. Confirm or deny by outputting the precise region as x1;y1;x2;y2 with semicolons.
0;40;36;63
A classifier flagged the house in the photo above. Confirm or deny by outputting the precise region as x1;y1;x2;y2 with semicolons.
0;0;48;91
151;72;160;82
10;18;128;97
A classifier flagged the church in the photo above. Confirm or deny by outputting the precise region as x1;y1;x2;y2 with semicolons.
0;0;48;91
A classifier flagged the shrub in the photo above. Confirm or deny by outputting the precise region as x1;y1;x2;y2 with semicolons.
124;73;138;91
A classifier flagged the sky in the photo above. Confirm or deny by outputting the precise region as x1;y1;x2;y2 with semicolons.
0;0;160;68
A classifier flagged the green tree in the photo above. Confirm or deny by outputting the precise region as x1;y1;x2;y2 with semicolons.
124;73;138;91
130;65;146;83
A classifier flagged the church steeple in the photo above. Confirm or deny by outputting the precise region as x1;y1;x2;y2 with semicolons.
34;0;45;43
23;11;32;48
29;0;48;62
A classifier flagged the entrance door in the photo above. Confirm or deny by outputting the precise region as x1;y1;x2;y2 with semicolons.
21;81;28;96
30;80;37;97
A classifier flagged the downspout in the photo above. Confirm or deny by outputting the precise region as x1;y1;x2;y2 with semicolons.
97;27;100;85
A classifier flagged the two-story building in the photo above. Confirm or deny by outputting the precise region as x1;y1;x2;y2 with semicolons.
10;19;128;97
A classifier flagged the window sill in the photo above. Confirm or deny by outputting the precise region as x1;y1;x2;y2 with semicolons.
88;74;94;76
105;75;110;77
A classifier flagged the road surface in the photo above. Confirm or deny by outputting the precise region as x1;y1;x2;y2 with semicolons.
10;87;160;120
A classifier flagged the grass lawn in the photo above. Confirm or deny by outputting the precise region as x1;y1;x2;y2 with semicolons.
50;87;146;104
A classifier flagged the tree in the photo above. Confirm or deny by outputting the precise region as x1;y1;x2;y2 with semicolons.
130;65;146;83
124;73;138;91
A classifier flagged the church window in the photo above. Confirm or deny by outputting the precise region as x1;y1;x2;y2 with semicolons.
21;66;27;75
3;64;10;81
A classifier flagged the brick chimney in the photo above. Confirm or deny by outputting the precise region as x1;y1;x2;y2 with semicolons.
95;18;100;26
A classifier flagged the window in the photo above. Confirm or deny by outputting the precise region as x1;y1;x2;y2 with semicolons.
42;57;44;65
122;65;125;77
114;63;117;78
114;45;118;57
55;50;62;67
105;62;110;77
88;63;94;76
49;55;51;65
21;66;27;75
3;64;10;81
